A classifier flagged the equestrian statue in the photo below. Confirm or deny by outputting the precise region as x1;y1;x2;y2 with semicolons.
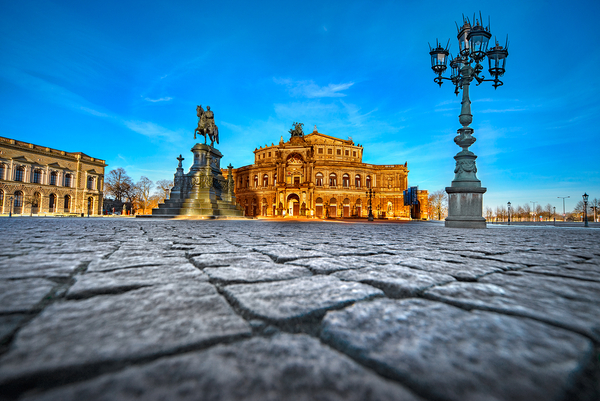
194;105;219;147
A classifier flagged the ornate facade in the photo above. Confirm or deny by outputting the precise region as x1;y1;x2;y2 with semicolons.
223;126;428;219
0;136;106;216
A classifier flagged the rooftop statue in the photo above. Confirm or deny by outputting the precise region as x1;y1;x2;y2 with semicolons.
289;122;304;138
194;105;220;147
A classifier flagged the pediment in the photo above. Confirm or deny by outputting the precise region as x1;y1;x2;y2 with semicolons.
12;156;31;163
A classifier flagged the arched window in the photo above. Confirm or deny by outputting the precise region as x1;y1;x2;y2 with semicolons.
263;174;269;187
49;194;57;212
14;191;23;213
50;172;57;186
87;197;93;215
366;175;371;188
32;192;41;213
342;174;350;188
33;169;42;184
253;175;258;187
0;164;6;180
329;173;337;187
64;195;71;212
87;176;94;190
0;189;4;209
14;166;24;182
65;173;72;187
355;174;361;188
315;172;323;187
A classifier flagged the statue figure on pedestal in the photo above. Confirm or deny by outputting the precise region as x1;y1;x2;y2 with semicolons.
194;105;220;147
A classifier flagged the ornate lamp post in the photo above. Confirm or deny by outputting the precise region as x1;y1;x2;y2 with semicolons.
507;201;511;225
366;189;375;221
8;195;13;218
430;15;508;228
553;206;556;226
583;193;589;227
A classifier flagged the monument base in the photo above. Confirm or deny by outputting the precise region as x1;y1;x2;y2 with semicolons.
149;144;243;218
445;186;487;229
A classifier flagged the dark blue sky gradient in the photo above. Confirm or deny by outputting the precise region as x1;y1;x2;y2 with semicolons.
1;0;598;211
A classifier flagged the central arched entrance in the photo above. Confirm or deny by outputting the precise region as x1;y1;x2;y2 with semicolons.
287;193;300;216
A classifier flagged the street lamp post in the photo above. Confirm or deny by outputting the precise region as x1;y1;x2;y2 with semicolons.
557;196;569;222
553;206;556;226
366;189;375;221
507;202;511;225
430;14;508;228
583;193;589;227
530;201;537;222
8;195;13;218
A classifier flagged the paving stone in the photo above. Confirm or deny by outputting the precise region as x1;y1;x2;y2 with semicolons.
204;264;311;284
190;252;272;268
0;279;56;313
186;243;242;256
252;244;329;263
21;333;421;401
286;256;370;274
0;255;85;280
399;256;502;280
66;263;208;299
321;298;593;401
424;271;600;341
332;264;455;298
224;276;383;321
0;314;27;343
0;283;251;387
86;256;190;272
522;263;600;282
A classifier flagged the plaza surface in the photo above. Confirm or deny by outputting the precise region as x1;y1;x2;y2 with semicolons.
0;218;598;401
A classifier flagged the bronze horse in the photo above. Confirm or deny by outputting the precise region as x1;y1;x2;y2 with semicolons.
194;105;219;147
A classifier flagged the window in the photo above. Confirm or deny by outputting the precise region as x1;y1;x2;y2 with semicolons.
50;172;57;185
33;169;41;184
268;152;271;157
318;148;323;154
254;175;258;187
49;194;56;211
329;173;337;187
315;173;323;187
263;174;268;187
64;195;71;211
366;175;371;188
0;189;3;208
353;151;357;157
327;149;332;155
345;150;349;156
66;174;72;187
274;173;277;185
87;176;94;190
0;164;5;180
355;174;361;188
15;167;24;182
14;191;23;207
342;173;350;188
337;149;341;156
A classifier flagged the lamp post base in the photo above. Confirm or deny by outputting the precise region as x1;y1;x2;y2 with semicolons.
445;186;487;229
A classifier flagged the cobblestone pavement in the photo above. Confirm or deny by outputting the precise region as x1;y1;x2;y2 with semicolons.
0;218;599;401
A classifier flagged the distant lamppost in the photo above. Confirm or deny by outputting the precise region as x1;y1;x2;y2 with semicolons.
553;206;556;226
507;202;511;225
530;201;537;222
8;195;13;218
430;14;508;228
583;193;589;227
557;196;569;222
366;189;375;221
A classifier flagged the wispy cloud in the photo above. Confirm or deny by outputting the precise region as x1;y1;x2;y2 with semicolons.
143;96;173;103
274;78;354;98
124;121;184;140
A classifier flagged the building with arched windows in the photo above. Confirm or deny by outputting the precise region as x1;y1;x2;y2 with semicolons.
0;136;106;215
223;126;428;219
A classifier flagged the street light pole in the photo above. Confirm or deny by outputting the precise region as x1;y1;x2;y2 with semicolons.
507;201;511;225
8;195;13;218
553;206;556;226
557;196;569;222
583;193;589;228
530;201;537;222
429;14;508;229
366;189;375;221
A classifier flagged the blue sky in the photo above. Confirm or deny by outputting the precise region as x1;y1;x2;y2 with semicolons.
1;0;598;212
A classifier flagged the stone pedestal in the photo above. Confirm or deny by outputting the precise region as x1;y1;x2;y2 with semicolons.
445;187;487;228
150;144;243;218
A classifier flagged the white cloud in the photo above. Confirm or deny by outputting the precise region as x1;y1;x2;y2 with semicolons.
124;121;183;140
144;96;173;102
274;78;354;98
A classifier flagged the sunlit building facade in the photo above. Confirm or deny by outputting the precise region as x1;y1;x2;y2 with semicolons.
223;127;428;219
0;136;106;215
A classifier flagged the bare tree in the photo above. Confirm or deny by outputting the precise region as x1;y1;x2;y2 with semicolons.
543;203;553;221
485;207;494;221
156;179;174;202
428;190;448;220
523;203;531;221
515;205;524;221
134;176;154;214
104;168;133;201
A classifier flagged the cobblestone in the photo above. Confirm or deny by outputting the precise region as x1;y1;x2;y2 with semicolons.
0;218;598;400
